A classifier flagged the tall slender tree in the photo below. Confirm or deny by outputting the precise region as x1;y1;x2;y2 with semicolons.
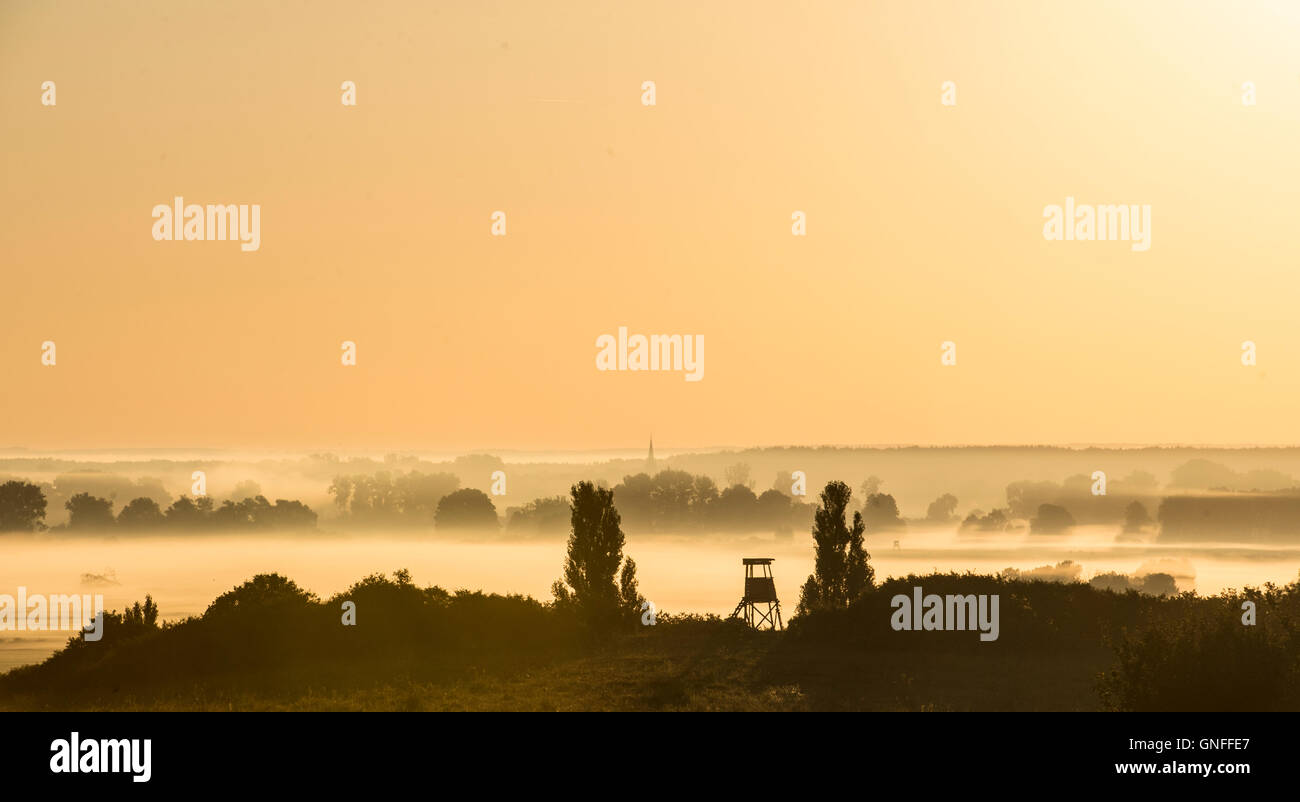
552;481;643;629
797;481;873;615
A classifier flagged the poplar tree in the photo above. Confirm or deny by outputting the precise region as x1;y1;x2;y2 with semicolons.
552;481;643;629
797;481;873;615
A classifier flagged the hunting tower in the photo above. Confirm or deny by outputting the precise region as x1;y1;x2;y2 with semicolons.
731;557;782;630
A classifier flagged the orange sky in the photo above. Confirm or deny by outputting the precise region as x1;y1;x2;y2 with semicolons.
4;0;1300;451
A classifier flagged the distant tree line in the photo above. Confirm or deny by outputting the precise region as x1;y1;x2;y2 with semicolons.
326;469;507;531
505;495;572;535
327;470;461;524
608;469;904;535
0;479;317;532
68;492;317;531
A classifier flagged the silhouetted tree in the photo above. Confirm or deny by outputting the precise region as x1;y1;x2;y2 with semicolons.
434;488;499;530
211;496;266;528
612;470;720;532
0;480;46;531
1139;572;1177;596
552;481;640;629
208;496;317;530
117;497;165;529
1119;469;1159;490
611;472;654;527
724;462;753;490
49;474;170;519
338;472;401;521
229;480;263;501
452;453;506;490
797;481;872;615
619;557;644;620
264;499;317;529
844;511;874;602
205;573;320;618
124;594;160;628
329;470;459;525
756;488;793;530
1005;479;1062;520
164;495;214;528
395;471;460;523
649;469;697;530
1089;572;1135;593
65;493;115;529
1031;503;1075;534
1123;500;1152;534
715;484;759;530
692;474;719;524
327;475;354;511
861;492;906;532
961;508;1010;532
506;495;572;535
770;471;792;495
925;493;959;524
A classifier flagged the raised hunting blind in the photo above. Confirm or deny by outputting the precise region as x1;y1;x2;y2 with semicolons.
730;557;782;630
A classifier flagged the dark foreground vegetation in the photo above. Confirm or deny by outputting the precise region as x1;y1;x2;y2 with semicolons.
2;568;1296;712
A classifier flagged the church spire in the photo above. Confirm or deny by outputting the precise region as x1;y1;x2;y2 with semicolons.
646;437;656;472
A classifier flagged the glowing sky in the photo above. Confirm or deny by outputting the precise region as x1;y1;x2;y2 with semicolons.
4;0;1300;450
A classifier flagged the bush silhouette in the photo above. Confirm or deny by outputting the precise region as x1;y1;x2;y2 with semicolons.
1099;578;1300;711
